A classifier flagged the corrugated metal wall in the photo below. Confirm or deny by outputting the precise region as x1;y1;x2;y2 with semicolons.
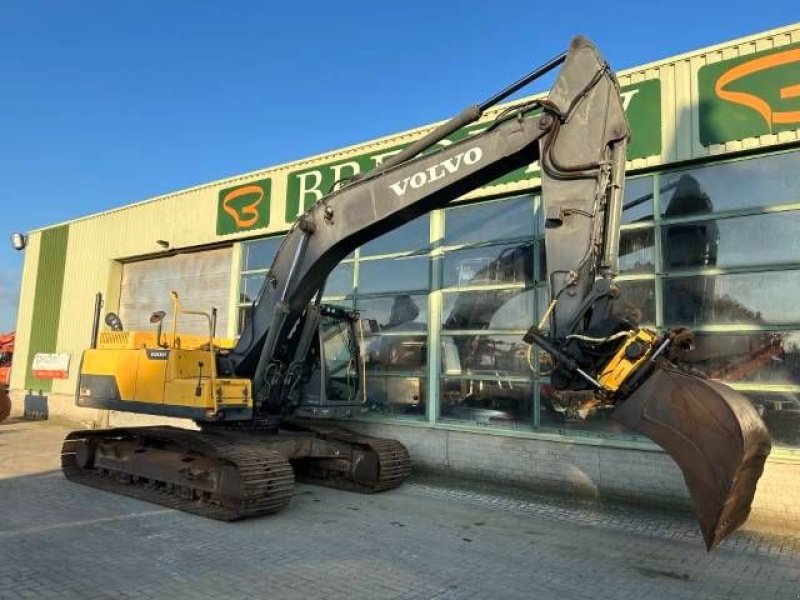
118;248;232;336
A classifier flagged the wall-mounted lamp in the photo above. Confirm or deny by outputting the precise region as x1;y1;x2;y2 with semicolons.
10;232;27;251
156;240;170;250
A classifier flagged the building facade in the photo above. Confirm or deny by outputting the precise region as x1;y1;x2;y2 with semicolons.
10;25;800;532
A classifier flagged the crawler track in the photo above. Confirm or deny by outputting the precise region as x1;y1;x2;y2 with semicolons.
61;427;295;520
292;430;412;493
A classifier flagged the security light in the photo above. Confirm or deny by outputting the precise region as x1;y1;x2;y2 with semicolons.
10;232;27;251
156;240;170;249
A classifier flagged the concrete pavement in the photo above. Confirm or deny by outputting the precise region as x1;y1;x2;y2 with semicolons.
0;418;798;599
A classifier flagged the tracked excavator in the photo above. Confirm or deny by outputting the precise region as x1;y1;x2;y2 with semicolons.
63;37;771;550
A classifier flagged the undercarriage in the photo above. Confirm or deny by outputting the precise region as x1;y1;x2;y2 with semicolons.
61;422;411;520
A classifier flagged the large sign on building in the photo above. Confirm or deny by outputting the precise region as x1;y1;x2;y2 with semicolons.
285;80;662;220
699;43;800;146
216;178;272;235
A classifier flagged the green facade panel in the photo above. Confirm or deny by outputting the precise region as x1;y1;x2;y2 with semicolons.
24;225;70;391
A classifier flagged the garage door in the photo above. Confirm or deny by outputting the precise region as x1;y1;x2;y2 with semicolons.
119;247;232;337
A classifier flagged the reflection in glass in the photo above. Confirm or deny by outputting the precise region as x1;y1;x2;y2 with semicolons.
243;237;283;271
664;271;800;326
621;176;654;224
358;295;428;330
442;334;531;378
359;256;429;294
741;390;800;447
237;305;253;335
320;317;359;403
662;217;718;270
440;378;533;428
662;212;800;270
360;215;430;256
324;262;354;297
365;376;426;417
660;151;800;216
618;228;655;273
538;383;632;435
321;297;353;310
442;289;535;331
239;274;265;304
679;331;800;386
443;243;534;288
445;196;534;246
614;280;656;325
364;334;427;374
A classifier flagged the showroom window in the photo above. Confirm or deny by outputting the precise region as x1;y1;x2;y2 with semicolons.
351;215;431;420
237;236;283;334
437;195;538;429
235;148;800;448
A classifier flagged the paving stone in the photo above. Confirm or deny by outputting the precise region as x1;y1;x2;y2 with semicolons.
0;419;798;599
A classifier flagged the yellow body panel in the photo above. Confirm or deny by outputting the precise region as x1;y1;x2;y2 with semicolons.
78;332;252;421
97;330;237;351
134;352;168;403
81;348;140;400
597;329;658;392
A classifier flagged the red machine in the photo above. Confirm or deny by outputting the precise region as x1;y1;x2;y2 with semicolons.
0;332;13;422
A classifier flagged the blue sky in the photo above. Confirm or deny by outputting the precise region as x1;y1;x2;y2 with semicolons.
0;1;794;331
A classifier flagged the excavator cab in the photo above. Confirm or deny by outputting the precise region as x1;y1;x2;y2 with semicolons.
294;310;364;418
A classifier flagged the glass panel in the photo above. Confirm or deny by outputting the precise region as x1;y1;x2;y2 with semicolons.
662;212;800;271
360;215;430;256
364;375;426;417
539;230;653;275
618;228;655;274
622;176;654;224
364;334;427;374
441;334;532;378
615;279;656;325
237;305;253;336
660;151;800;217
321;297;353;310
679;331;800;386
319;317;360;404
357;294;427;331
440;378;533;428
538;382;633;435
443;243;534;288
359;256;429;294
663;271;800;326
243;237;283;271
442;288;535;331
445;196;534;246
239;274;265;304
324;262;354;297
744;391;800;448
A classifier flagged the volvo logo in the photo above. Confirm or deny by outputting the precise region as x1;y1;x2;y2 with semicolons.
388;147;483;196
146;349;170;360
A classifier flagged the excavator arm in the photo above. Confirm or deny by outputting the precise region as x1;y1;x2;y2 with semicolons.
520;45;770;551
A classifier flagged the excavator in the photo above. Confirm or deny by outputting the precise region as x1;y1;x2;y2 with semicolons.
62;37;771;551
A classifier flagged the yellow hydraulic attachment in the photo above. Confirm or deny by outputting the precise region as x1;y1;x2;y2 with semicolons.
597;328;659;393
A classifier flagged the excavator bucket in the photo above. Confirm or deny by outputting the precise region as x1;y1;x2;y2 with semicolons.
613;365;771;550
